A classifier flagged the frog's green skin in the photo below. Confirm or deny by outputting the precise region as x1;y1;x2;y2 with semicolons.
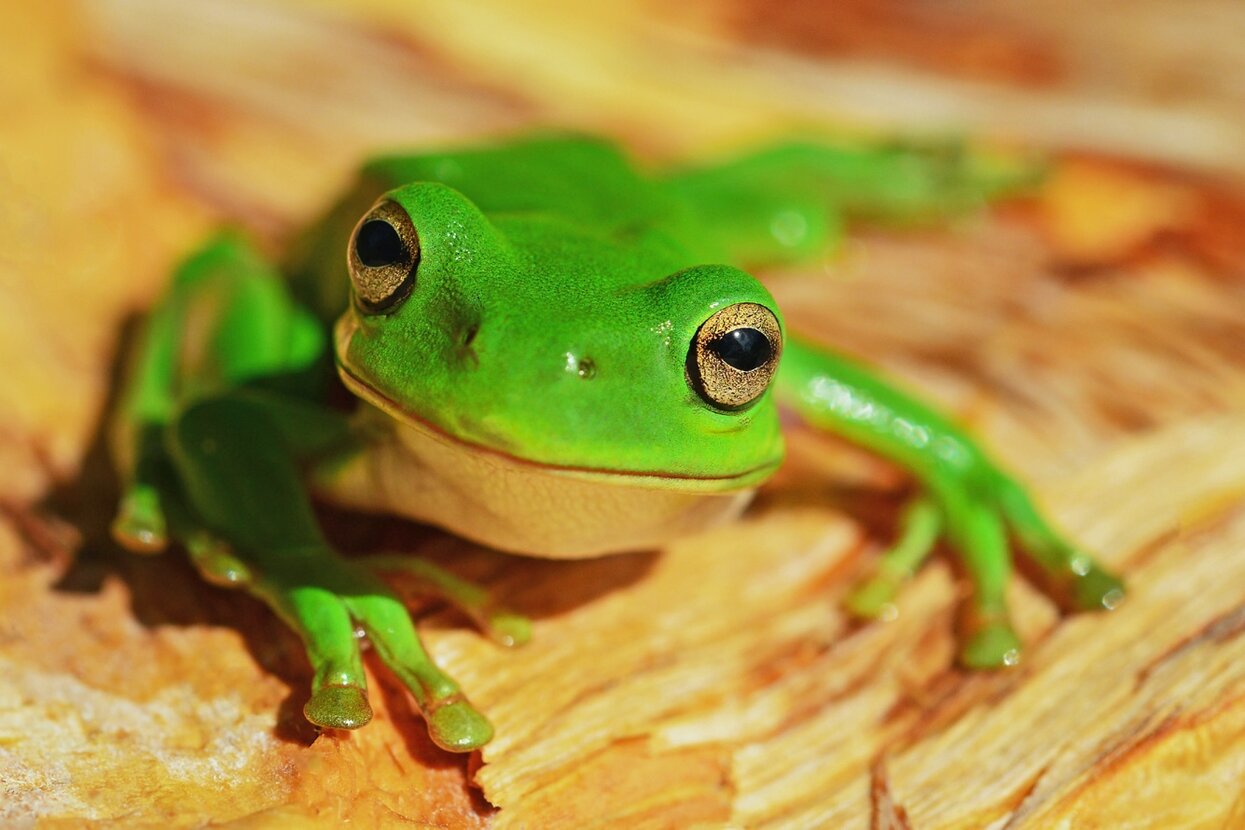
110;134;1122;752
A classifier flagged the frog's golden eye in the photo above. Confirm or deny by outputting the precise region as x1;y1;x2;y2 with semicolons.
348;199;420;312
687;302;782;409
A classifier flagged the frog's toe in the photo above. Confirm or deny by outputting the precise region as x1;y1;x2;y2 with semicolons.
305;683;373;730
843;574;902;620
486;610;533;648
358;554;533;649
426;697;494;752
112;485;168;554
185;533;252;586
959;620;1023;669
1055;562;1125;613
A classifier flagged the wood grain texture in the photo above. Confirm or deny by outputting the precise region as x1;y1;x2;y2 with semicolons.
2;1;1244;826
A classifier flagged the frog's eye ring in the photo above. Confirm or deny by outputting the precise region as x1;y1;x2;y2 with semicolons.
687;302;782;409
348;199;420;312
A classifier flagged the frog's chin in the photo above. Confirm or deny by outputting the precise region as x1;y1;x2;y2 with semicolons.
330;356;775;558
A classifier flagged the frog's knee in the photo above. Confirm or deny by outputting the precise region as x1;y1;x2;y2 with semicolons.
168;398;260;455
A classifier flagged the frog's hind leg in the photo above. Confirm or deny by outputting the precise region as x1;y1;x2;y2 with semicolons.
166;395;492;749
844;495;941;620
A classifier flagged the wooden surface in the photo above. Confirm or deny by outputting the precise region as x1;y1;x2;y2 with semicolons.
3;1;1245;827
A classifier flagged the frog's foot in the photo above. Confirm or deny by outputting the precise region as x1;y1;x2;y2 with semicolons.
914;138;1046;207
423;695;495;752
312;576;495;749
305;683;373;730
844;478;1122;671
244;556;490;749
959;610;1022;669
844;496;940;620
191;547;492;748
844;570;904;620
181;538;379;729
112;483;168;554
185;531;252;586
360;554;532;648
1043;558;1126;613
340;577;494;751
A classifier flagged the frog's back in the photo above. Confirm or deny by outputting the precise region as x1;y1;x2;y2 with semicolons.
363;134;679;231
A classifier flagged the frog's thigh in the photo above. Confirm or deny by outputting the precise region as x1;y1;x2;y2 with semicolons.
228;388;353;459
165;397;323;551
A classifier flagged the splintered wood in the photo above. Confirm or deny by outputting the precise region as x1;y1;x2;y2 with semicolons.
2;1;1244;827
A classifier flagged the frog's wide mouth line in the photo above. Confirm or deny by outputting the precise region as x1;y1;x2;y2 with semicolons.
333;356;779;493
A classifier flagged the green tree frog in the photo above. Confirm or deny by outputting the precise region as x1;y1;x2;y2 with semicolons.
109;134;1123;753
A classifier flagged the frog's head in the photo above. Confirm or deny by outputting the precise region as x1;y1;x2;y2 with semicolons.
334;182;784;493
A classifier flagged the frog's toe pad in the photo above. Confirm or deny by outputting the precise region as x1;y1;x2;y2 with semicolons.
959;621;1022;669
427;698;494;752
187;535;252;586
1062;564;1125;613
111;491;168;554
843;575;901;620
488;611;533;648
305;684;373;730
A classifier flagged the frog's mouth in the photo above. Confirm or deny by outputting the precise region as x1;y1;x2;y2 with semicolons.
333;319;778;493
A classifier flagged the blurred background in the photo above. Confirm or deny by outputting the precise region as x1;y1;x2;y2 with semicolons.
65;0;1245;222
3;2;1245;828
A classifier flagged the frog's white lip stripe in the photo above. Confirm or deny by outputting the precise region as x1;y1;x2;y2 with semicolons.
333;356;778;491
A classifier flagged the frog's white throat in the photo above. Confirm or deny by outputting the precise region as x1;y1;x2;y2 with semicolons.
314;395;757;559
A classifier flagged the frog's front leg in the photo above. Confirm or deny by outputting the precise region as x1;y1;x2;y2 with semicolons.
166;394;494;750
930;476;1023;666
777;339;1123;667
360;555;532;648
844;495;941;619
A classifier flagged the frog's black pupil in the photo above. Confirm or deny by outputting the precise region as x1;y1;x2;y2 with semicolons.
355;220;406;267
712;327;772;371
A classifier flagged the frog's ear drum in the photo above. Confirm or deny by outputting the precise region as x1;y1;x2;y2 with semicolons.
687;303;782;409
348;199;420;312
